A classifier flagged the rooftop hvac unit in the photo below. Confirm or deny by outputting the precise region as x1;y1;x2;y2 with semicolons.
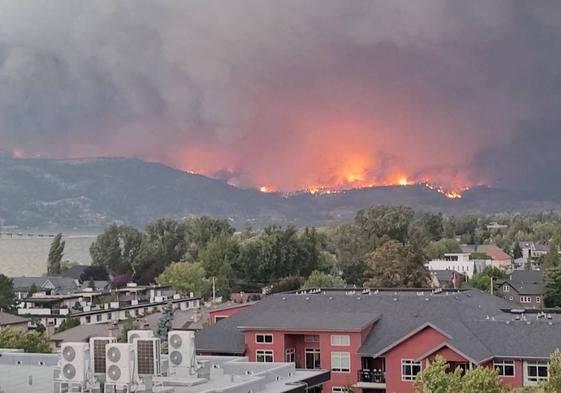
168;331;197;373
60;342;89;383
89;337;117;375
127;329;154;343
134;338;161;377
106;343;133;385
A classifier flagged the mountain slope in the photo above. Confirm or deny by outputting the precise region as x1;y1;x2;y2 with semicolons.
0;156;558;230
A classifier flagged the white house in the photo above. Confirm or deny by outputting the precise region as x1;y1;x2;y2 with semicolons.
427;253;477;278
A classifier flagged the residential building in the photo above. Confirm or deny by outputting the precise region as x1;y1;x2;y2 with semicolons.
518;241;551;262
196;288;561;393
11;276;81;299
0;312;29;332
208;302;257;325
460;244;512;270
426;253;477;278
497;270;546;309
429;270;466;289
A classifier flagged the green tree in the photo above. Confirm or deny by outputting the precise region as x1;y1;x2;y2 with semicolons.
543;243;560;269
415;356;462;393
47;233;65;275
0;327;51;353
185;216;235;261
355;205;414;243
461;365;506;393
331;223;370;285
90;224;143;274
365;240;429;288
468;267;506;292
155;302;173;343
545;267;561;307
302;270;345;289
198;233;240;291
56;316;81;333
133;218;189;284
156;262;209;296
541;349;561;393
424;238;462;260
269;276;304;294
119;318;140;343
27;283;39;297
512;241;523;259
0;274;18;312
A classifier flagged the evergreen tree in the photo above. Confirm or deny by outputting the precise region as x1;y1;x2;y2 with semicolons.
47;233;65;275
156;301;174;344
0;274;18;313
543;243;560;269
512;241;523;259
27;283;39;297
542;349;561;393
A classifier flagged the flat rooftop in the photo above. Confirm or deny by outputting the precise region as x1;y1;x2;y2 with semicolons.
0;351;328;393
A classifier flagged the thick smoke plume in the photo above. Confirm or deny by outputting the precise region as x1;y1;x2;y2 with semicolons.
1;1;561;193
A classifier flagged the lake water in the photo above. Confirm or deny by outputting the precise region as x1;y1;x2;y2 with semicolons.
0;234;95;277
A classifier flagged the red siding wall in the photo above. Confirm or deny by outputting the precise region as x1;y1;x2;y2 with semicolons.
244;329;366;393
384;326;447;393
208;304;252;325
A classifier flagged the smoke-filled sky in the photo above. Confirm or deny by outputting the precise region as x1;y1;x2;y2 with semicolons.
1;1;561;193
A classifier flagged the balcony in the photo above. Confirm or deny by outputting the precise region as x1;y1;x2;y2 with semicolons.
353;369;386;389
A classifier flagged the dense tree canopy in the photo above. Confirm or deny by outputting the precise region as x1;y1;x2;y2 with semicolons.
0;327;51;353
156;262;209;297
47;233;65;275
90;224;143;274
0;274;18;312
302;270;345;289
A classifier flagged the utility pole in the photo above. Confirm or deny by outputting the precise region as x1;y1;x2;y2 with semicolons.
212;277;216;302
490;276;493;295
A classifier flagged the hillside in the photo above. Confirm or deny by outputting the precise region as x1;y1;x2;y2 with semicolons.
0;156;559;230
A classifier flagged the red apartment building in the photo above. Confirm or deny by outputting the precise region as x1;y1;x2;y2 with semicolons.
198;289;561;393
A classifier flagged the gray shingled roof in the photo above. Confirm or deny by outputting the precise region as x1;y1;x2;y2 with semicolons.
0;312;28;326
196;289;560;362
11;276;79;293
501;270;545;295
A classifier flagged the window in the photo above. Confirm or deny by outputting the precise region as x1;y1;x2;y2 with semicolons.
305;348;321;369
304;335;320;343
85;316;91;323
494;360;515;377
332;387;349;393
503;285;510;292
331;352;350;373
331;335;350;346
527;361;548;383
107;312;112;320
255;334;273;344
215;315;227;323
536;297;541;304
401;360;421;381
256;350;274;363
96;314;102;322
520;296;532;303
285;348;295;363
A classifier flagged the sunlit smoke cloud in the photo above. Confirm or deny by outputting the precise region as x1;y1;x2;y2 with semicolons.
0;1;560;194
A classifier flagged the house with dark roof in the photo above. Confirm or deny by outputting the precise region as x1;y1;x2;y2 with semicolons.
196;288;561;393
11;276;80;299
429;270;466;289
0;312;28;332
497;270;546;309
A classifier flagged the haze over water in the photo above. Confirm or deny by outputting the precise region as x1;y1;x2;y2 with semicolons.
0;235;94;277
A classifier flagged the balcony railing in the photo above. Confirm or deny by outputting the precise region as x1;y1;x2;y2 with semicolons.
358;369;386;384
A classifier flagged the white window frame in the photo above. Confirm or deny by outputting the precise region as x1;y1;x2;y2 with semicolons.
520;296;532;304
332;387;348;393
526;361;549;383
401;359;422;381
304;335;320;343
255;334;274;344
256;349;274;363
331;351;350;373
503;285;510;292
305;348;321;369
331;335;350;346
536;297;541;304
285;348;295;363
493;359;515;377
214;315;228;323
